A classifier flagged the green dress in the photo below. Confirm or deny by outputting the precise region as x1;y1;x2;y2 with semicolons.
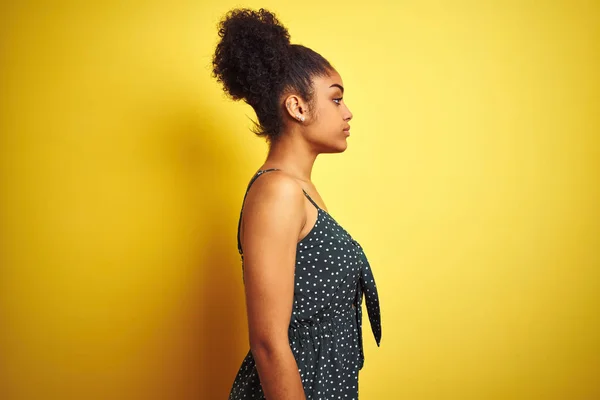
229;169;382;399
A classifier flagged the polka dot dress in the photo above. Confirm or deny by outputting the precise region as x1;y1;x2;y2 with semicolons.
229;169;382;400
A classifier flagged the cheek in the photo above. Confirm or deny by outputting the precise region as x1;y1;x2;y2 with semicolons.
309;104;342;136
316;105;340;126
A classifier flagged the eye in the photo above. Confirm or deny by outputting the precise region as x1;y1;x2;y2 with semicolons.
333;97;343;105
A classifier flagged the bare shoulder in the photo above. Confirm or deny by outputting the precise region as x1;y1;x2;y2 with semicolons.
243;170;305;214
240;170;307;255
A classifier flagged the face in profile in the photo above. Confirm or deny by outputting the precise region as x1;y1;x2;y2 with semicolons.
304;70;354;153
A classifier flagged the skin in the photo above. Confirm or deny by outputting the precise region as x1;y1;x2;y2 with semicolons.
239;69;353;399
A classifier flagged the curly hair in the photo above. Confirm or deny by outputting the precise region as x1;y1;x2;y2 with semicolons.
212;8;333;142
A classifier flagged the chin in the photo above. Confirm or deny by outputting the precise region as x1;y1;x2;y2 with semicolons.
336;140;348;152
321;140;348;154
312;135;349;154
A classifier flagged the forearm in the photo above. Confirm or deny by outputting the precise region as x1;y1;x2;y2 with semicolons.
251;342;306;400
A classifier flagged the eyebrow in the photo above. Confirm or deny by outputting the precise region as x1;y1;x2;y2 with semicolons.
329;83;344;94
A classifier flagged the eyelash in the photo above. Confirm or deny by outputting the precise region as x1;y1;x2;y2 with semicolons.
333;97;343;105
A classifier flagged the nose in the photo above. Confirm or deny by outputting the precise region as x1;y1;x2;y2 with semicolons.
344;105;353;121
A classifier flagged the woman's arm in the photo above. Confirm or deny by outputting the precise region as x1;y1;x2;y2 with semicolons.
240;172;306;400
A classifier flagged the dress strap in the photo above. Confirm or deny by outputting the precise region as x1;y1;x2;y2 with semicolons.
237;169;280;257
302;189;321;211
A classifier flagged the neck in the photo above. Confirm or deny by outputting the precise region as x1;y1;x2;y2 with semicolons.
264;130;317;182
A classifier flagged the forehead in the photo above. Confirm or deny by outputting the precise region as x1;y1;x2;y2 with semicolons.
313;70;344;92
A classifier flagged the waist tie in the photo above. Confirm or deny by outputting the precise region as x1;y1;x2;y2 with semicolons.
352;239;382;370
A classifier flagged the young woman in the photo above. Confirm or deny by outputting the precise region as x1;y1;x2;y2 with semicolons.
212;8;382;400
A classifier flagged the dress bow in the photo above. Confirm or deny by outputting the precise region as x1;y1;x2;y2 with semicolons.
351;239;382;369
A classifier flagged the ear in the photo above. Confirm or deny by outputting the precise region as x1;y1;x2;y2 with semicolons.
283;94;307;123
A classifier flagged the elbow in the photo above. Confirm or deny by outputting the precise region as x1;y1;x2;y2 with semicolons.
249;334;290;358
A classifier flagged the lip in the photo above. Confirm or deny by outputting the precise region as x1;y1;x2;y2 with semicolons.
343;126;351;135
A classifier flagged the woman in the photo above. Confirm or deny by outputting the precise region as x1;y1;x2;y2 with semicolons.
212;8;382;400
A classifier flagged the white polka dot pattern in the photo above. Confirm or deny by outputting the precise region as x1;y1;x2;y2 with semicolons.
230;169;382;399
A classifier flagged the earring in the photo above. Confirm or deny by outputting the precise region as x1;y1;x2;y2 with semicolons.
297;115;305;122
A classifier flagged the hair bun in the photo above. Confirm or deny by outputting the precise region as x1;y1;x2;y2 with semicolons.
212;8;291;106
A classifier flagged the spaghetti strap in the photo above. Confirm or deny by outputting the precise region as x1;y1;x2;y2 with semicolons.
302;189;321;211
236;169;280;257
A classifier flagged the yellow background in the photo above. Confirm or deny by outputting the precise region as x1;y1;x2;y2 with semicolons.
1;1;598;399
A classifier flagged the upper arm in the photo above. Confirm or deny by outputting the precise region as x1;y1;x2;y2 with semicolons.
240;173;305;350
